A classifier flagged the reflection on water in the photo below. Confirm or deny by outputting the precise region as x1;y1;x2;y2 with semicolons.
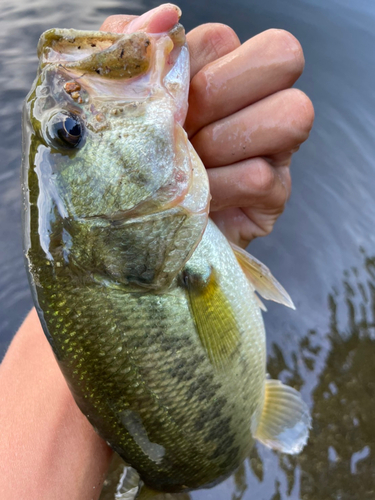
265;251;375;499
262;251;375;499
100;250;375;499
297;252;375;499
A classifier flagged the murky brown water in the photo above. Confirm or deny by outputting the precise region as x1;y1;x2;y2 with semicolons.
1;0;375;498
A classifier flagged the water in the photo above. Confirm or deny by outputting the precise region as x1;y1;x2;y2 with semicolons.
1;0;375;498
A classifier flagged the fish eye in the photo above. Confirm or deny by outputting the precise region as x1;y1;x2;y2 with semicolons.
47;112;84;149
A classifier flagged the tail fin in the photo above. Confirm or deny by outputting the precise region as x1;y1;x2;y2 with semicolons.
254;379;311;454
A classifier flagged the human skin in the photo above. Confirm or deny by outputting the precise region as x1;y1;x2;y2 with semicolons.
0;4;314;499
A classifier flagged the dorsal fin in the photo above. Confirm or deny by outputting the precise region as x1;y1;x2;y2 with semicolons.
254;379;311;454
230;243;295;309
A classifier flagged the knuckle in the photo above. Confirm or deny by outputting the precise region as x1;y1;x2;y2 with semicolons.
187;25;240;130
285;172;292;199
259;224;273;237
243;219;272;241
286;88;315;141
100;15;116;30
280;168;292;202
100;15;135;32
103;15;118;23
190;125;214;163
266;28;305;78
251;161;276;194
189;70;211;112
202;23;241;61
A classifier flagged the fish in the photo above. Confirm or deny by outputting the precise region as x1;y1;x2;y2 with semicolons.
21;14;311;495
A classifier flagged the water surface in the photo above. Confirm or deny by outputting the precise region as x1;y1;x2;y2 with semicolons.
1;0;374;498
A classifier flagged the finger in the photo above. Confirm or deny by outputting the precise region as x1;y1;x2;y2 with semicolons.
266;149;297;167
186;23;240;79
210;205;283;247
191;88;314;167
126;3;180;33
209;208;260;247
100;3;180;34
100;15;137;33
208;159;291;212
186;29;304;137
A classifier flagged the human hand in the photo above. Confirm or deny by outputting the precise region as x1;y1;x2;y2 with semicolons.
101;3;314;248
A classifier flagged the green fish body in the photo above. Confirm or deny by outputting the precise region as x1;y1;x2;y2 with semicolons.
22;20;311;493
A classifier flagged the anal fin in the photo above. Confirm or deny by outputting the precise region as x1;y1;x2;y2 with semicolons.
109;467;178;500
254;379;311;454
137;484;191;499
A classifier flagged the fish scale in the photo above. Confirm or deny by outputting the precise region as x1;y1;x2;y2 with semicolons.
33;234;257;489
23;20;311;495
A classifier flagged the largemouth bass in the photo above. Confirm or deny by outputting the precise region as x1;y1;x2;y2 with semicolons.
22;15;311;494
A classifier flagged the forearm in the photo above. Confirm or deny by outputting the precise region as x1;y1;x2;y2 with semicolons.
0;309;113;500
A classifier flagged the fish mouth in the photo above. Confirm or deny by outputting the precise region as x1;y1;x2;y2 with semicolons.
38;25;188;109
38;24;186;78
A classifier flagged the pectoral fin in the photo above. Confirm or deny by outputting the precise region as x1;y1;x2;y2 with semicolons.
255;379;311;454
183;266;240;369
230;243;295;309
